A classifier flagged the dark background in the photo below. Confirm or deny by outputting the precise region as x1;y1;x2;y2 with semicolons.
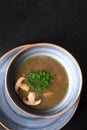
0;0;87;130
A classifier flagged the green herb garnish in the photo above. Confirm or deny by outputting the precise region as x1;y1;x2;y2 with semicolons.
27;71;52;91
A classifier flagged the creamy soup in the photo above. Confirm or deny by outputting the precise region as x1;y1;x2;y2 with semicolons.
14;55;69;110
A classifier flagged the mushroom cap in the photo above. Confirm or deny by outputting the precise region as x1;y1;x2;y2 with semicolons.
23;92;41;106
15;77;30;94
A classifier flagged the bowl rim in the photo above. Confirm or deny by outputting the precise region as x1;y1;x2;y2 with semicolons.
5;42;83;118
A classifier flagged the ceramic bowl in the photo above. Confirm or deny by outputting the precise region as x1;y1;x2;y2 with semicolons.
5;43;82;118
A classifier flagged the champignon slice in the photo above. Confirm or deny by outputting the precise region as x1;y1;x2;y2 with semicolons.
23;92;41;106
43;92;53;97
15;77;30;94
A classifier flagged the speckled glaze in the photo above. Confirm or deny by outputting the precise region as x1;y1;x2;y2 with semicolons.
5;43;82;118
0;44;81;130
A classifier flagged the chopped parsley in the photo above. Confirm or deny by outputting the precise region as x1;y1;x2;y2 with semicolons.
26;71;52;91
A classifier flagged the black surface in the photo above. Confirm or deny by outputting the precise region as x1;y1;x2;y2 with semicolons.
0;0;87;130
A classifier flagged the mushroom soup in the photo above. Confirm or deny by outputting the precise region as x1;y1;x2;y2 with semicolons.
14;55;69;110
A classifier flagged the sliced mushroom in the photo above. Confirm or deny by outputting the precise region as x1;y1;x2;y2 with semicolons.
23;92;41;106
15;77;30;94
43;92;53;97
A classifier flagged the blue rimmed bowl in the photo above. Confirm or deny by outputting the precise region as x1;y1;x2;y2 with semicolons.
5;43;82;118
